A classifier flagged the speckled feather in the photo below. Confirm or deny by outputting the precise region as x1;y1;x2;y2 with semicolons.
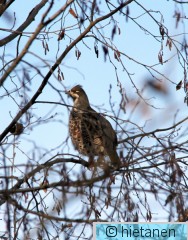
67;85;121;167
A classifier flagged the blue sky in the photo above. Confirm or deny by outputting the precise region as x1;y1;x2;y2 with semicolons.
1;0;187;180
0;1;188;236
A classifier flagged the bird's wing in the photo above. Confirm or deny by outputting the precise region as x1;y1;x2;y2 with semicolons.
86;108;121;167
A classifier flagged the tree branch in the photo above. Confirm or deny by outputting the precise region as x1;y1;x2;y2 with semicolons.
118;116;188;144
0;156;88;206
0;0;15;16
172;0;188;3
0;0;134;142
8;196;104;223
0;0;48;46
0;0;74;87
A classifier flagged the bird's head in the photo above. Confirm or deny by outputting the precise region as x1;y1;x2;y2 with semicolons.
66;85;90;109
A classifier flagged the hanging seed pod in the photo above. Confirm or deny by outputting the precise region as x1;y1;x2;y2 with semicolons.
10;123;24;135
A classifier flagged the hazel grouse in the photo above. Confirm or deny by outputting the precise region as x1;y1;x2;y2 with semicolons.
67;85;121;167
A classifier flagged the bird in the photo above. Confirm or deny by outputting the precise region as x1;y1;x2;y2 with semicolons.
66;85;121;168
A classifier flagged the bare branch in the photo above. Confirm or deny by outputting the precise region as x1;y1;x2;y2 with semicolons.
0;0;48;46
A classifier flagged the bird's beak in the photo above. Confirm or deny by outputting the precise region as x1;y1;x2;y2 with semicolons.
65;89;71;95
65;89;73;98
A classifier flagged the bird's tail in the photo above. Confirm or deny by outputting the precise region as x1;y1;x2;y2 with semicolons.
108;148;121;168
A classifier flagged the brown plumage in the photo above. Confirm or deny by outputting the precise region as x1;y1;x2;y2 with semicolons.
67;85;121;167
9;123;23;135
